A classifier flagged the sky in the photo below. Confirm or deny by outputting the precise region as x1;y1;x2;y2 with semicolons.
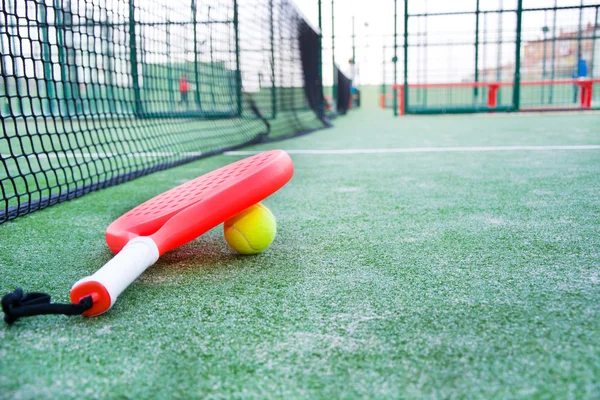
293;0;600;85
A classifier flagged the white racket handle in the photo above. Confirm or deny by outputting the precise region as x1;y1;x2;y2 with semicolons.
71;237;159;316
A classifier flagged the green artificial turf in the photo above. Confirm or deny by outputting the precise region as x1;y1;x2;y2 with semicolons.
1;110;599;399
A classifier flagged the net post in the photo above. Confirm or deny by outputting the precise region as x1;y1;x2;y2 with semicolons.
512;0;523;111
129;0;141;116
233;0;242;117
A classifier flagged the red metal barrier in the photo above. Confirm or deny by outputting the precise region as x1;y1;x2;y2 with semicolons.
391;79;600;115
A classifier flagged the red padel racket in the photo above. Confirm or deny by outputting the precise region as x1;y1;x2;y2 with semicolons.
70;150;293;317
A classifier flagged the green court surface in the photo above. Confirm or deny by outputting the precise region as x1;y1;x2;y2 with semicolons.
1;110;599;398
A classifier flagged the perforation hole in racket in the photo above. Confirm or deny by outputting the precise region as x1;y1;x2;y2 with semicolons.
125;152;276;218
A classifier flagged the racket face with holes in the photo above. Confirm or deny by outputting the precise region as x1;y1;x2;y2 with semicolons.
105;150;293;255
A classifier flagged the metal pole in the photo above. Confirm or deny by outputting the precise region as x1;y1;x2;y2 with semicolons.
129;0;141;115
270;0;277;118
497;0;503;105
105;9;115;114
63;1;80;116
416;14;421;105
332;0;336;112
577;0;584;77
474;0;480;102
192;0;201;110
591;6;599;78
318;0;324;118
39;2;56;115
549;0;557;103
423;0;428;106
352;16;355;64
0;7;7;116
482;12;487;83
403;0;409;115
575;0;584;103
233;0;242;116
209;5;216;106
512;0;523;111
541;18;549;104
166;7;174;113
6;0;22;115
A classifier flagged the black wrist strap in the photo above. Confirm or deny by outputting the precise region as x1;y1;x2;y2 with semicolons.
2;288;93;325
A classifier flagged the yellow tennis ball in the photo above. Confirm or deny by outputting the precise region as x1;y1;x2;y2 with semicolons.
224;203;276;255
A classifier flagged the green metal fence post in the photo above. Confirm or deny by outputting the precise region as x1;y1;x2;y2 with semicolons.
482;12;487;84
129;0;141;115
512;0;523;111
577;0;583;77
591;6;599;78
474;0;480;101
541;17;549;104
191;0;202;111
208;6;216;106
496;0;503;105
102;8;115;114
403;0;409;115
166;8;174;113
423;0;428;107
331;0;336;113
233;0;242;116
0;19;6;116
549;0;557;103
574;0;584;103
352;16;355;65
270;0;277;118
7;0;22;115
139;26;147;115
318;0;324;118
38;2;56;116
62;1;80;116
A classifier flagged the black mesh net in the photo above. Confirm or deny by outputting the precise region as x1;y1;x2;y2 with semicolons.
0;0;327;223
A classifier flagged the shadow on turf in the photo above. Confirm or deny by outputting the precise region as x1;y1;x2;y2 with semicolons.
138;233;247;283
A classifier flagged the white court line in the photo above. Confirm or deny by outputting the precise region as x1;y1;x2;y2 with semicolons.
2;146;599;160
224;145;600;155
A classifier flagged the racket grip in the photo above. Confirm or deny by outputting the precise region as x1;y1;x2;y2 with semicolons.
70;237;160;317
